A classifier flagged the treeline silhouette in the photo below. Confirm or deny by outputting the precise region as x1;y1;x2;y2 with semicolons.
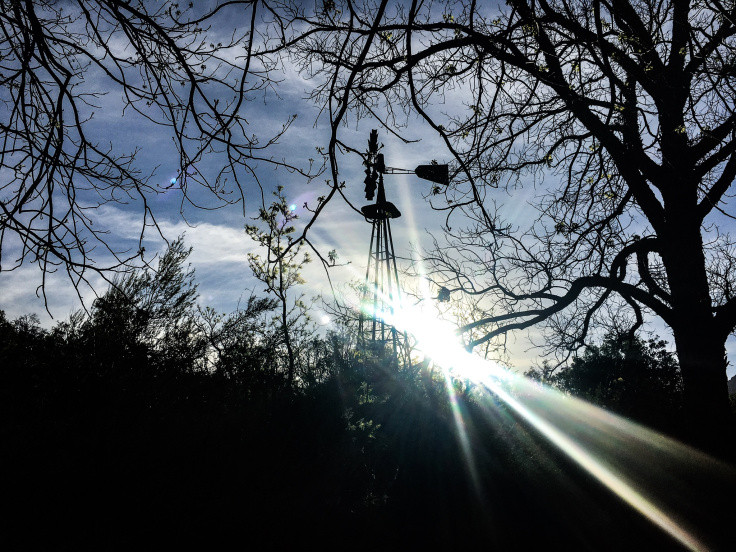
0;243;721;550
527;335;686;434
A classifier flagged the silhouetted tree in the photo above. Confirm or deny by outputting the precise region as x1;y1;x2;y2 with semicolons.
67;236;205;372
275;0;736;450
529;334;683;432
246;186;314;385
197;295;278;374
0;0;316;303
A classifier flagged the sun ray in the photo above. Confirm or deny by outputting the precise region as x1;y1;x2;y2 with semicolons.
366;297;735;551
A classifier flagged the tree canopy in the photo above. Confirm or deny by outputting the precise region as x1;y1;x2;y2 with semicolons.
528;333;684;431
274;0;736;450
0;0;316;303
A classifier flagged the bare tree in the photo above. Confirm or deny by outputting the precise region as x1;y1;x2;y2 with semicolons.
0;0;316;306
246;185;313;385
272;0;736;449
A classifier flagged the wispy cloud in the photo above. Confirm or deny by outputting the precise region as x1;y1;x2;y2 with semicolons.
0;204;259;325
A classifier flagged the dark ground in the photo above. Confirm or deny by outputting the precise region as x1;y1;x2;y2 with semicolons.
1;311;733;551
3;368;732;551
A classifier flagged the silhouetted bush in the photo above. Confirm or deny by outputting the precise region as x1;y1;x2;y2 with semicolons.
0;248;714;550
527;334;684;434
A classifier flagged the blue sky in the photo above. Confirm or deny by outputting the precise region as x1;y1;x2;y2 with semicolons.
1;1;734;377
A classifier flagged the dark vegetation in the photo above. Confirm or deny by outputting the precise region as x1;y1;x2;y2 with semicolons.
527;335;687;434
282;0;736;454
2;242;733;550
2;2;735;547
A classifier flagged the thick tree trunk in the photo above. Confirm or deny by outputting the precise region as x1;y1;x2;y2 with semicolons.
672;327;734;457
661;210;735;457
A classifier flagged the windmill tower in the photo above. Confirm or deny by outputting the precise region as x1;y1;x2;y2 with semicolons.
357;130;449;366
358;130;409;363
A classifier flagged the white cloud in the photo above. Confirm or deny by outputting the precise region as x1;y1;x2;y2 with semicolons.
0;204;260;326
0;264;107;325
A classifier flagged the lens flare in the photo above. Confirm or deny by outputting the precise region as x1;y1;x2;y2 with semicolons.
373;298;733;552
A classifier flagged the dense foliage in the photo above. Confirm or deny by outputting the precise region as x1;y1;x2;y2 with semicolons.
528;334;685;433
274;0;736;453
1;241;731;549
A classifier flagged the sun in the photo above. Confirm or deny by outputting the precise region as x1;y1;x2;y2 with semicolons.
375;297;720;552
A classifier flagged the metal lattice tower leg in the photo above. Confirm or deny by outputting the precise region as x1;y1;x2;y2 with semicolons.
358;179;411;366
356;128;449;367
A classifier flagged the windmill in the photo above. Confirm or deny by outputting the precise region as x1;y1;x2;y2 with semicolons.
358;129;449;364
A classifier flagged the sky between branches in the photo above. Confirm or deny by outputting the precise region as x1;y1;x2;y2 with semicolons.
1;1;734;376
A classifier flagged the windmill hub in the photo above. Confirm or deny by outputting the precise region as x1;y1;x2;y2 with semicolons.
360;201;401;220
